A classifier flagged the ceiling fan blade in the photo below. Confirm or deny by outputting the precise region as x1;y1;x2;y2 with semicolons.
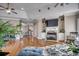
11;11;17;14
54;3;59;7
0;9;4;10
0;5;6;9
11;8;15;10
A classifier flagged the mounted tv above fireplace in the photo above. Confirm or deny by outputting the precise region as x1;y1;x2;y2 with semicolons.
45;19;58;27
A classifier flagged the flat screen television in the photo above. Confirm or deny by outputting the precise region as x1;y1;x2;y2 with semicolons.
45;19;58;27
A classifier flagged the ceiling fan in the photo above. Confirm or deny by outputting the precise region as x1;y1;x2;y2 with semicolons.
0;3;17;14
54;3;69;7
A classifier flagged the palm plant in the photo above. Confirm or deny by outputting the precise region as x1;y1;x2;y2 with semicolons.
0;19;22;48
68;41;79;55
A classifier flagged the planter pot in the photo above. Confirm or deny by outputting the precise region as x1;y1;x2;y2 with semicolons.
0;51;9;56
58;33;65;40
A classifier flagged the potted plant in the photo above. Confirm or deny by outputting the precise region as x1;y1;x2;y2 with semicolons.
0;19;21;55
68;41;79;55
0;20;11;55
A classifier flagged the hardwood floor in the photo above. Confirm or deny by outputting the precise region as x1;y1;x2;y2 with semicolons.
1;36;64;56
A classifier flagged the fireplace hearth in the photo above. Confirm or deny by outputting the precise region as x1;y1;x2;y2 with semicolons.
47;32;57;40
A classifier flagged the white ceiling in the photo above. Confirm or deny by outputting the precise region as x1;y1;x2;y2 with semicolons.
0;3;79;21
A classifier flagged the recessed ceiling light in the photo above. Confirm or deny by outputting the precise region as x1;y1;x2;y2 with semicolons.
38;9;41;12
21;8;24;11
48;7;50;10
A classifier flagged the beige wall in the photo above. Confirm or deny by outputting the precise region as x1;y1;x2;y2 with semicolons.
77;14;79;33
65;15;76;39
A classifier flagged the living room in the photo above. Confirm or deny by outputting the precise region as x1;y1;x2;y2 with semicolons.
0;3;79;56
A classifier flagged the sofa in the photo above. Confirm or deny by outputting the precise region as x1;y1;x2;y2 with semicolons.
17;47;44;56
